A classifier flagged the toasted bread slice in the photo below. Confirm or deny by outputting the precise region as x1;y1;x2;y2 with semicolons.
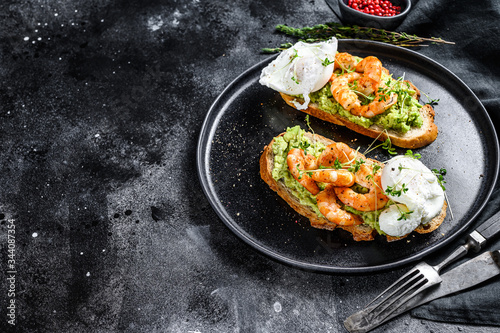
279;81;438;149
260;130;447;242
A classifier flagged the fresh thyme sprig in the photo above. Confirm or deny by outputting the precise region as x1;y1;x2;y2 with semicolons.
262;23;454;53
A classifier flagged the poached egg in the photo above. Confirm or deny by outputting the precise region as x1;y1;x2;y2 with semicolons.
259;38;338;110
379;156;445;237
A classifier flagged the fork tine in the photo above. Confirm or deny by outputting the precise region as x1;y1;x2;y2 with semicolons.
343;270;436;333
368;276;438;327
362;263;443;326
364;266;421;308
369;271;424;310
367;274;428;320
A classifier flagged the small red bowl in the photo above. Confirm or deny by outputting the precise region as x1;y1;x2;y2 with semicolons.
338;0;411;30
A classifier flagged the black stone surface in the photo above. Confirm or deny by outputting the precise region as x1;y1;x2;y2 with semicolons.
0;0;499;332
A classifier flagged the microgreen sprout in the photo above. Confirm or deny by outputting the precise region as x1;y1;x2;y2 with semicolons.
372;164;382;174
385;183;409;197
353;89;376;105
382;138;397;155
397;208;414;221
421;91;440;106
296;163;303;179
432;168;447;191
376;75;406;103
321;57;335;67
362;131;397;156
304;115;314;134
292;140;311;152
405;150;421;159
348;158;365;173
334;158;343;170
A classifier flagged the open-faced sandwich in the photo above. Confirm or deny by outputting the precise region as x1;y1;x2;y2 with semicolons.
260;126;447;241
259;38;438;149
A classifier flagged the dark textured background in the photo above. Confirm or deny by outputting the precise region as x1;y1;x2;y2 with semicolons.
0;0;499;332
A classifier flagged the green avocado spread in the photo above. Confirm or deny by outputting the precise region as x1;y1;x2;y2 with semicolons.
272;126;325;216
300;73;423;134
272;126;386;234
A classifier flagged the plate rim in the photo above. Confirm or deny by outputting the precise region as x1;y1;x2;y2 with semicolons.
196;39;500;273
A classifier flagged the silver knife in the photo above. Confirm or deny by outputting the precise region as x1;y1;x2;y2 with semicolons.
344;250;500;333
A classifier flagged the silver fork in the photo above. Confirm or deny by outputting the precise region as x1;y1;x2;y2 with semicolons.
345;207;500;333
344;230;491;333
344;211;500;333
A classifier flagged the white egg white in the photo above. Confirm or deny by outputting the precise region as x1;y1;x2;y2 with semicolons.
380;156;445;237
379;204;423;237
259;38;338;110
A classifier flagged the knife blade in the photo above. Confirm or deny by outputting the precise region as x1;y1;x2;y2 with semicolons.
344;250;500;333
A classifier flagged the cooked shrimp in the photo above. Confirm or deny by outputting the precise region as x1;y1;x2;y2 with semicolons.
334;52;358;72
334;163;389;212
355;56;383;94
317;142;359;169
330;54;397;118
349;92;398;118
287;148;320;195
302;151;318;170
310;169;355;187
317;185;363;226
356;76;379;96
330;72;362;111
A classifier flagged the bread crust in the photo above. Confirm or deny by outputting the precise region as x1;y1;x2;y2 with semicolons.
260;131;447;242
279;80;438;149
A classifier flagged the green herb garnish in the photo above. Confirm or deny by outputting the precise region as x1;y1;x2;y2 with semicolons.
405;150;421;159
385;183;409;197
261;23;454;53
432;168;447;191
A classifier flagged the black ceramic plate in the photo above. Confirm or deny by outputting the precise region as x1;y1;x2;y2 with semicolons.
197;40;499;273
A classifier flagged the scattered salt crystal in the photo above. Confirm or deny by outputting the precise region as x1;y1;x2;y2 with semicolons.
273;302;282;312
24;37;29;41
